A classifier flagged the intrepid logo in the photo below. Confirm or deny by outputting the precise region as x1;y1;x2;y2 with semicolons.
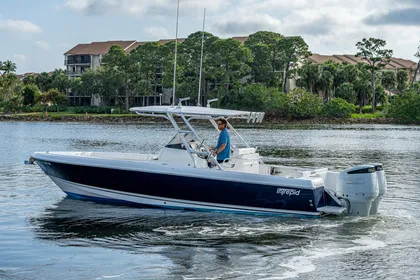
276;188;301;196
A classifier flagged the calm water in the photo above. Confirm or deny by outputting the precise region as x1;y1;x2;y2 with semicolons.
1;121;420;279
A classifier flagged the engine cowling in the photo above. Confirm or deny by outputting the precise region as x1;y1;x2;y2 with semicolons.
369;163;387;215
336;165;379;216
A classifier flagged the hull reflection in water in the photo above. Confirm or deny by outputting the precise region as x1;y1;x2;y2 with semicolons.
30;198;382;246
29;198;386;279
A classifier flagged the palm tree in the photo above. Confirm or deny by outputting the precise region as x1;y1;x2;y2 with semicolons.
354;66;372;113
296;61;321;93
3;60;17;75
317;66;333;101
51;69;70;94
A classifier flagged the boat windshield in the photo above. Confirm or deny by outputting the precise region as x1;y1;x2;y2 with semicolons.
165;133;203;151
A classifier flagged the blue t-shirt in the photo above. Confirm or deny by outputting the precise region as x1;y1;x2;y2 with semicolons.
216;128;230;161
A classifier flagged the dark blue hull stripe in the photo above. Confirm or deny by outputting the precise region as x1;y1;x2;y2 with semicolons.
37;160;327;213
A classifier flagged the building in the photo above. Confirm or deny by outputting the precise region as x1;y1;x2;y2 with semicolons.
64;39;187;106
308;53;419;83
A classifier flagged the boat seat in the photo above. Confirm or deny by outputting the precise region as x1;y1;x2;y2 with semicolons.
235;148;256;155
222;162;235;168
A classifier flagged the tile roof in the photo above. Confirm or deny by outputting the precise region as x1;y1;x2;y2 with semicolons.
158;38;186;44
309;53;417;70
65;36;251;56
125;41;149;53
308;54;343;64
333;55;358;64
390;57;418;69
64;44;90;55
65;40;136;55
232;36;249;44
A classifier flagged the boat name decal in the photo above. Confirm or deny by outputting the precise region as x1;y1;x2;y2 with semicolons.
276;188;301;196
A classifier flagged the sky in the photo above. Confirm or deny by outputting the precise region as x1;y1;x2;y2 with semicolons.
0;0;419;74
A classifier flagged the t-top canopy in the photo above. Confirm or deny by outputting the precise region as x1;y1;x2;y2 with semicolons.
129;106;265;123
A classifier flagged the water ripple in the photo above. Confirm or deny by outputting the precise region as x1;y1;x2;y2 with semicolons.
1;122;420;279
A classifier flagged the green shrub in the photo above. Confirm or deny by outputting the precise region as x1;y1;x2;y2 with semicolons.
21;105;34;112
335;83;356;104
1;94;23;114
32;104;48;112
286;88;323;119
222;85;289;116
22;84;39;106
323;98;356;118
268;90;289;116
387;92;420;123
48;105;67;112
110;107;124;114
361;105;384;113
238;84;273;111
411;82;420;94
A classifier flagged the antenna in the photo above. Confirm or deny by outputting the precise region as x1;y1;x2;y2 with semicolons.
207;98;218;108
197;8;206;107
172;0;180;107
178;97;190;107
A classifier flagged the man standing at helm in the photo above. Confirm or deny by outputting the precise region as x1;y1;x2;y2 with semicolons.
211;118;230;163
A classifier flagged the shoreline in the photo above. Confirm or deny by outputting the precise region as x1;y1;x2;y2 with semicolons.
0;114;410;125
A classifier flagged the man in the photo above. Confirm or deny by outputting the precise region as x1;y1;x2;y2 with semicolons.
212;118;230;163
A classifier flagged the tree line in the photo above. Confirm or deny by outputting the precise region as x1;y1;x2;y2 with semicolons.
1;31;420;122
0;62;69;113
72;31;311;112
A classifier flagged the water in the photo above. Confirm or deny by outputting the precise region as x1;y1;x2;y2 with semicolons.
1;121;420;279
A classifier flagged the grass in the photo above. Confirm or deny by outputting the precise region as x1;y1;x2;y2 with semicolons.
2;109;388;121
351;112;385;119
13;111;133;117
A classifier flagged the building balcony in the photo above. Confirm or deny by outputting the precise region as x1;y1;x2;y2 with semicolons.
65;59;91;65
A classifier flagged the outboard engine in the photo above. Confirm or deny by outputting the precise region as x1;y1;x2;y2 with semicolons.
336;165;379;216
369;163;387;215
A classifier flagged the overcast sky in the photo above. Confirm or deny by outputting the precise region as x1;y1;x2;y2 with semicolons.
1;0;419;73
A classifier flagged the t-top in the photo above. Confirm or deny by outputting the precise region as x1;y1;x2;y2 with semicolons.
216;128;230;161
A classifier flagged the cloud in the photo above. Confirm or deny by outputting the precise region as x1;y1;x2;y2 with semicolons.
247;0;310;11
13;54;26;63
63;0;225;17
364;8;420;26
36;40;50;50
63;0;90;12
394;0;420;6
291;17;335;36
145;26;169;38
213;12;281;35
0;19;42;33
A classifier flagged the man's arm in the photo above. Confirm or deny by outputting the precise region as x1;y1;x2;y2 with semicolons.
214;143;226;155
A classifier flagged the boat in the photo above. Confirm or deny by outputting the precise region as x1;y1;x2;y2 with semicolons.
30;103;387;217
30;2;386;217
